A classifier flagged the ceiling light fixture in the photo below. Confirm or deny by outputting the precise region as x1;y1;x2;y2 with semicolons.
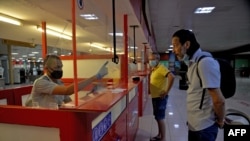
80;14;98;20
0;13;22;26
128;46;138;49
108;32;123;36
90;43;113;52
194;7;215;14
37;26;72;40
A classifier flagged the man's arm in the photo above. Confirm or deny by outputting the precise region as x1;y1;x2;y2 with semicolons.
208;88;225;128
160;72;175;98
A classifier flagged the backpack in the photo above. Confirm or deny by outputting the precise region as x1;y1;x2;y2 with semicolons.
197;56;236;109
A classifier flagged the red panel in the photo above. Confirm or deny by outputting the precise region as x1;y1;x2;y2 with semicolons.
0;106;99;141
137;80;143;116
12;85;33;105
122;14;128;85
120;55;127;83
160;54;169;60
127;92;139;141
0;89;14;105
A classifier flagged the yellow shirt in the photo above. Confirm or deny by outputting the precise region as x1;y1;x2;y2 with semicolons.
150;64;170;98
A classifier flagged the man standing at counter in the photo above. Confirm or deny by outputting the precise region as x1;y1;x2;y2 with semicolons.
26;54;108;108
148;53;175;141
171;29;225;141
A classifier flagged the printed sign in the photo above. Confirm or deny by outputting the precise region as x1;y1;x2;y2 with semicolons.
92;112;112;141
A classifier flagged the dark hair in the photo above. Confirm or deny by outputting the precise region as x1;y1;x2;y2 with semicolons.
172;29;200;58
152;52;160;60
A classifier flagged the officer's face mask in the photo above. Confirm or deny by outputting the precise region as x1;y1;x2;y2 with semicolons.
50;70;63;79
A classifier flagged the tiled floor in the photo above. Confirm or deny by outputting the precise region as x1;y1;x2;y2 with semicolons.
135;76;250;141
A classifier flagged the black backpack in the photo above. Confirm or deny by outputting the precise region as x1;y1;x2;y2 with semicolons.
197;56;236;109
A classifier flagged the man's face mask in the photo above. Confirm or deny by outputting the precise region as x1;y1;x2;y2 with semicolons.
149;60;158;67
182;54;190;66
50;70;63;79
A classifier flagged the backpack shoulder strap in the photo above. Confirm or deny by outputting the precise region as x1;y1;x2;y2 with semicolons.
196;55;211;109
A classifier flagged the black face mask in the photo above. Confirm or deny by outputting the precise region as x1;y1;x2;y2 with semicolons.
50;70;63;79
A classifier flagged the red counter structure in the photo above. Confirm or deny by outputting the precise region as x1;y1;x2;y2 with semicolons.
0;75;149;141
0;89;14;105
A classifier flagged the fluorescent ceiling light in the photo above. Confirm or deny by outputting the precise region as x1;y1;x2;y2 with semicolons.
0;13;22;26
168;48;173;51
168;112;174;115
117;52;124;55
89;43;123;54
37;26;72;40
128;46;138;49
90;43;113;52
174;124;180;128
169;45;173;48
80;14;98;20
194;7;215;14
108;32;123;36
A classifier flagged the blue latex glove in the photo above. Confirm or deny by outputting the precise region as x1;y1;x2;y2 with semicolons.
96;61;109;79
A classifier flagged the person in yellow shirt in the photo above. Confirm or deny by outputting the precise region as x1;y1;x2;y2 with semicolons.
149;53;175;141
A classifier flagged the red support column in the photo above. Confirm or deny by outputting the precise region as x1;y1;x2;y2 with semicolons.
144;44;147;72
123;14;128;85
71;0;78;106
41;21;47;58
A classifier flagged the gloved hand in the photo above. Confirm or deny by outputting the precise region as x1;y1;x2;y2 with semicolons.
96;61;109;79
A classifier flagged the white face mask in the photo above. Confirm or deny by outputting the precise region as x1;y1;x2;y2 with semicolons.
182;54;190;66
149;60;158;67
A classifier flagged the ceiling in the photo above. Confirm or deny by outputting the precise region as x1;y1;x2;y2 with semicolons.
0;0;250;62
148;0;250;54
0;0;147;61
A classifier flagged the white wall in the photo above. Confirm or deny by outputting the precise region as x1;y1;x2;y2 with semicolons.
0;99;7;105
0;123;60;141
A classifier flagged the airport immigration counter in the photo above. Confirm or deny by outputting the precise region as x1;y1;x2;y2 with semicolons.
0;75;149;141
